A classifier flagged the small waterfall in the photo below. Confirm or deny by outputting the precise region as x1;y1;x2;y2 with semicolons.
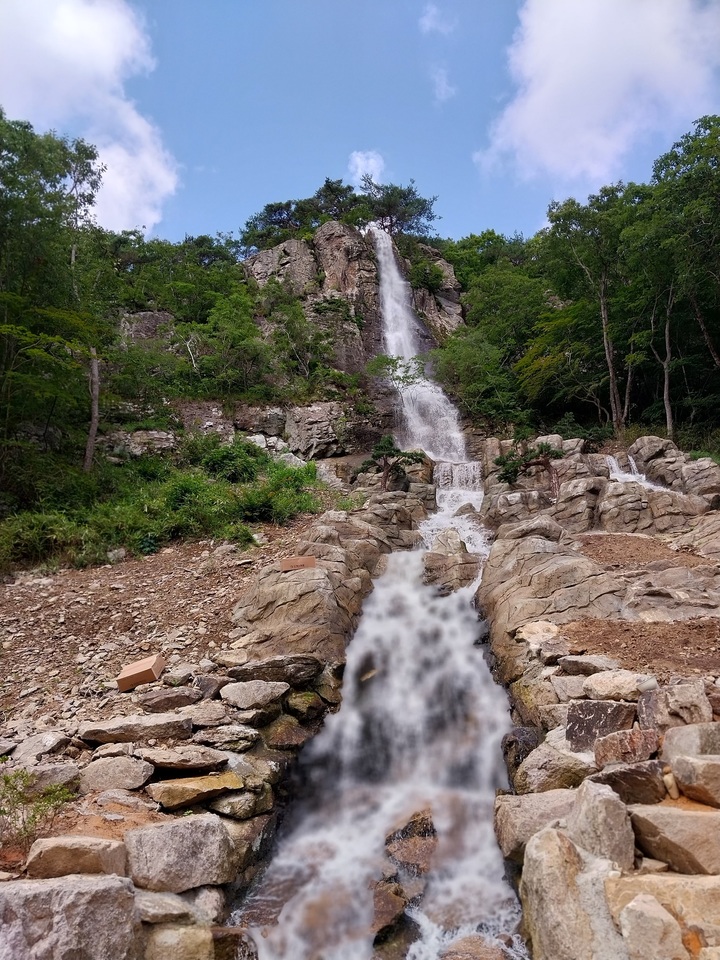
606;454;666;491
370;225;467;463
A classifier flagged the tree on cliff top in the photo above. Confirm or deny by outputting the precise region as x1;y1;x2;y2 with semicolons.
359;175;438;237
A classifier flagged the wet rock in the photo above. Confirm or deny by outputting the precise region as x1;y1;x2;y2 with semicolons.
565;780;635;870
494;788;576;863
26;836;127;879
138;686;202;712
145;771;244;810
439;936;507;959
566;700;637;751
0;875;139;959
587;760;668;805
583;670;656;702
594;728;659;768
79;756;154;794
371;879;408;937
385;810;438;876
125;813;238;892
501;726;543;778
222;812;277;873
630;803;720;874
78;713;192;744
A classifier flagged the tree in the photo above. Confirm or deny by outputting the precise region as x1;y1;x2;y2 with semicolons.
359;175;438;237
360;436;425;491
495;442;564;498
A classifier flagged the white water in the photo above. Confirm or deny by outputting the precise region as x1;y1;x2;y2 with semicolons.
230;226;528;959
606;454;666;491
370;225;467;464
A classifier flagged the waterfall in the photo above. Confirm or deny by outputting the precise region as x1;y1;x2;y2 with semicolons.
370;225;467;463
606;454;666;491
229;227;529;959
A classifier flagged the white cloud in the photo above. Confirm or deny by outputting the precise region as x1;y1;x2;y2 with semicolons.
419;3;456;35
348;150;386;186
0;0;178;232
477;0;720;182
431;67;457;103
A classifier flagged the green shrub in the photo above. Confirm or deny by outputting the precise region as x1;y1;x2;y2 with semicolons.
0;765;75;857
0;511;85;568
201;443;265;483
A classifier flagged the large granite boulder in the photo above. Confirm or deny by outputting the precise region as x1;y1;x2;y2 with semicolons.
245;238;318;294
285;401;346;458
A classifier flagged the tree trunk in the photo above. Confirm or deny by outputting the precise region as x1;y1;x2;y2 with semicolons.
599;275;624;435
83;347;99;472
690;292;720;369
662;294;674;441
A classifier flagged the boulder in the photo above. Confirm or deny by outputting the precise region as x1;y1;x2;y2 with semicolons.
566;700;637;751
520;828;630;960
481;490;553;529
226;655;323;686
134;745;229;771
26;836;127;879
618;893;690;960
565;780;635;870
513;737;597;794
192;725;260;751
144;924;214;960
551;477;608;534
630;803;720;874
138;686;202;712
78;713;192;744
598;483;709;536
558;654;621;676
670;755;720;807
135;889;198;924
0;875;139;959
125;814;238;893
661;722;720;762
583;670;656;702
285;402;346;458
493;788;576;863
588;760;668;805
594;728;659;768
219;680;290;710
627;436;680;469
550;674;587;702
146;771;245;810
10;731;69;764
78;756;154;794
209;784;273;820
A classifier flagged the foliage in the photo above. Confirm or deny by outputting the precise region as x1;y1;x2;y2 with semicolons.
495;442;564;494
360;435;425;491
365;354;426;390
0;764;74;857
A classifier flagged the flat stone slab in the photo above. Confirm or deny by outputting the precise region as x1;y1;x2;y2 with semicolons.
583;670;657;702
134;745;228;771
558;654;621;676
78;713;192;744
227;654;323;686
566;699;637;751
219;680;290;710
26;836;127;879
630;802;720;874
145;771;244;810
138;686;202;712
79;756;154;794
191;725;260;751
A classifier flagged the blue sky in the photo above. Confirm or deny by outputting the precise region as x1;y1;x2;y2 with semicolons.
2;0;720;244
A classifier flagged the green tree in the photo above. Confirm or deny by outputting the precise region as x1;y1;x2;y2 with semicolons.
360;175;438;237
360;436;425;491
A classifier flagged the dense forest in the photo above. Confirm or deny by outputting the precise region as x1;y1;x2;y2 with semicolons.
1;106;719;569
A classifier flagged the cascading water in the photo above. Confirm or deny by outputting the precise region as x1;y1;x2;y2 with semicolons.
371;225;467;464
606;454;666;491
230;226;528;958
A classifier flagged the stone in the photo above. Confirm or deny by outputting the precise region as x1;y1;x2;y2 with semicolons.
19;761;80;794
661;722;720;762
520;828;629;960
180;885;226;924
285;690;326;721
588;761;668;805
371;879;407;936
558;654;621;676
594;728;659;768
493;789;576;863
78;756;154;794
261;714;316;750
385;809;438;875
145;771;244;810
494;514;564;542
501;726;543;777
192;725;260;751
209;784;273;820
115;653;165;692
583;670;656;702
219;680;290;710
618;893;690;960
226;655;323;686
0;875;139;959
125;813;238;892
509;665;560;725
566;700;637;751
138;686;202;712
135;889;197;924
630;803;720;874
513;737;597;794
26;836;127;879
194;675;229;700
285;401;346;458
440;936;507;960
10;731;69;764
565;780;635;870
639;683;713;732
95;788;159;811
671;755;720;807
550;675;587;702
78;713;192;744
144;924;214;960
134;745;228;771
180;701;230;728
222;813;277;872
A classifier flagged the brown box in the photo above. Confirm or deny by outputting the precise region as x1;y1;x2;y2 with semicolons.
278;556;317;572
115;654;166;692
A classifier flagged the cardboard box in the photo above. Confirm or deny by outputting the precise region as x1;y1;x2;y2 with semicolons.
115;654;166;692
279;556;317;572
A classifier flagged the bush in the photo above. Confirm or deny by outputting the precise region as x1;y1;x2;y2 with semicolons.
201;443;265;483
0;765;74;859
0;511;85;568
